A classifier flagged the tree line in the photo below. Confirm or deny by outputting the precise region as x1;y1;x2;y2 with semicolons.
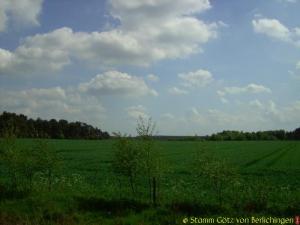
0;111;110;139
206;129;300;141
1;111;299;141
154;129;300;141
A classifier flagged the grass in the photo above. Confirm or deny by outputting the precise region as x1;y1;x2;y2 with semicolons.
0;139;299;224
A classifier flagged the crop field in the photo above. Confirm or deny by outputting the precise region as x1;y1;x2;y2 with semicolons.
0;139;300;225
21;139;299;186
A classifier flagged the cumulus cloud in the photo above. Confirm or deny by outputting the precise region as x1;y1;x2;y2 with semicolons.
287;62;300;79
0;87;106;125
160;113;175;120
220;97;229;104
248;99;300;123
110;0;211;24
218;83;271;98
79;71;158;97
168;87;188;95
0;0;43;32
0;28;71;75
126;105;149;120
0;70;159;130
147;74;159;82
178;69;214;88
184;100;300;133
277;0;297;3
296;61;300;69
183;107;264;134
152;99;300;135
249;99;264;109
252;18;290;41
252;18;300;46
0;0;220;76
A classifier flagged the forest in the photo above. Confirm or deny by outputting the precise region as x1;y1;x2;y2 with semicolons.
0;112;110;139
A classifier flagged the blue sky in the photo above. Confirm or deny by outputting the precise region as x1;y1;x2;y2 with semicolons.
0;0;299;135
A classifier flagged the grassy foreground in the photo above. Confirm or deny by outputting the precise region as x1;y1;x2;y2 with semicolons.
0;139;299;225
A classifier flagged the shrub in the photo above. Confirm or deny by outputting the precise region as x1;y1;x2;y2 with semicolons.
111;134;141;198
192;144;239;206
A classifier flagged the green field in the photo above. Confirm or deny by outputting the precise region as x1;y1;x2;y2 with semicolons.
0;139;299;225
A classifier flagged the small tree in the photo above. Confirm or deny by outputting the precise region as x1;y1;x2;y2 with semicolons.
136;117;163;206
19;144;45;190
33;140;62;191
0;131;21;191
111;133;141;197
0;128;62;192
193;144;238;206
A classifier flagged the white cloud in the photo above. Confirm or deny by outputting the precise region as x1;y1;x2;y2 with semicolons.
0;0;43;32
186;107;266;132
281;101;300;123
147;74;159;82
218;83;271;98
185;107;258;133
126;105;149;120
0;48;13;70
154;99;300;135
79;71;158;97
160;113;175;120
0;69;160;133
243;83;271;93
110;0;211;21
277;0;297;3
288;69;300;80
178;69;214;88
252;18;291;41
252;18;300;46
0;0;220;76
246;100;300;126
291;74;300;80
295;27;300;37
184;100;300;133
248;100;300;126
248;100;300;123
220;97;228;104
0;87;106;126
296;61;300;69
168;87;188;95
249;99;264;109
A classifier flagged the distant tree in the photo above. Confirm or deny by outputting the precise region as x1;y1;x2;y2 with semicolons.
207;129;294;141
0;111;110;140
293;127;300;140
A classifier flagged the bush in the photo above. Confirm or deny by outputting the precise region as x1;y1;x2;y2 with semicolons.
192;144;239;206
111;134;141;198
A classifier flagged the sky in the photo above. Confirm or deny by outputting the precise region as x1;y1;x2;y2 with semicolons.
0;0;300;136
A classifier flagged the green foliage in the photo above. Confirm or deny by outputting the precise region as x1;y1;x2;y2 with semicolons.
207;129;299;141
32;140;62;191
192;144;239;206
0;133;22;190
135;117;166;206
111;118;167;205
0;136;63;193
0;111;110;139
111;134;141;196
